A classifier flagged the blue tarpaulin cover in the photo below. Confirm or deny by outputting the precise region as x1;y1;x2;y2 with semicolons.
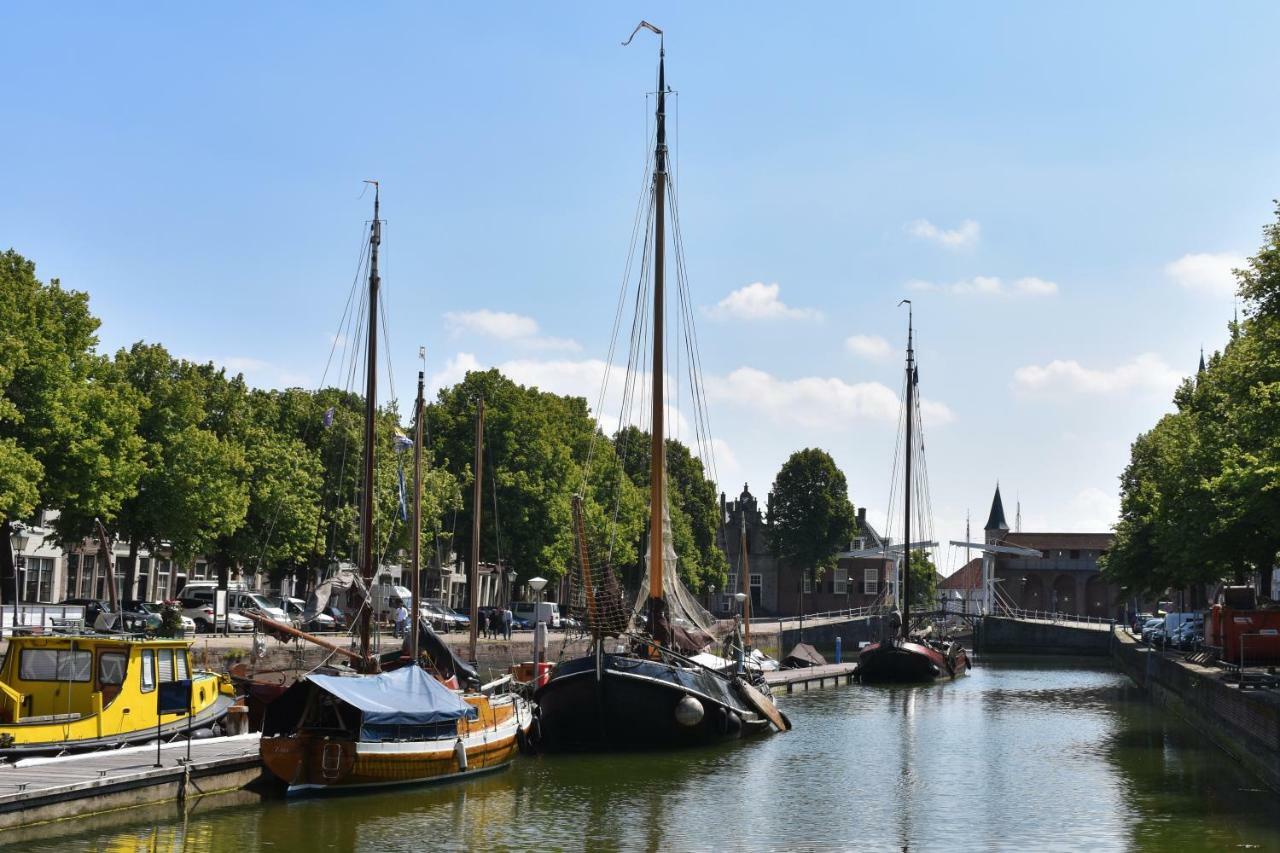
307;666;477;726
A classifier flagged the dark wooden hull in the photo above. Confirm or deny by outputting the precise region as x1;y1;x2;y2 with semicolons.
533;651;773;751
858;640;970;684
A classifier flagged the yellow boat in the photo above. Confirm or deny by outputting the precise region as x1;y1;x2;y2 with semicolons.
0;633;235;755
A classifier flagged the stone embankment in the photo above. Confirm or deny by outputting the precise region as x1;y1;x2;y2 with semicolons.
1112;630;1280;792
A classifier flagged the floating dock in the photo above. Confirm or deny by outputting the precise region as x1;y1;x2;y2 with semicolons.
764;662;858;693
0;733;265;831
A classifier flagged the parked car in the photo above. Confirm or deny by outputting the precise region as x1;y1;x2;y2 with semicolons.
60;598;147;632
1140;617;1165;644
322;605;350;631
450;608;472;628
420;602;467;632
178;597;254;633
122;599;196;634
279;596;336;632
177;585;288;624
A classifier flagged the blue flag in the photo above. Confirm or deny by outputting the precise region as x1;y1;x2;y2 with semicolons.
322;407;335;428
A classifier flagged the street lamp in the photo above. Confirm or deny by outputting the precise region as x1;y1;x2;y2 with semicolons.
528;576;547;609
506;569;517;608
708;584;716;615
10;524;31;633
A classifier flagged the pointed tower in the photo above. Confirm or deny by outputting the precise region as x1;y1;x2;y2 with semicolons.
1198;346;1206;375
984;484;1010;545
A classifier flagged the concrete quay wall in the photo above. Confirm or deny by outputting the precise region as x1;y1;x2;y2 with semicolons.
977;616;1112;656
778;616;883;660
1113;632;1280;792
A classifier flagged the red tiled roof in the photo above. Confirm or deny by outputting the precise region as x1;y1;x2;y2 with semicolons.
1003;532;1114;550
940;558;983;590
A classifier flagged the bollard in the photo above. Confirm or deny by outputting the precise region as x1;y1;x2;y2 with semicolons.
835;636;842;664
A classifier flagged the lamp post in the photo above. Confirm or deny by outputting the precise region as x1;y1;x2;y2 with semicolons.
9;524;31;633
708;584;716;615
528;576;548;679
506;569;517;608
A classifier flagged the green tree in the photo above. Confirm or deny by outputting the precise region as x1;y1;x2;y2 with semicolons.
907;549;938;610
1237;200;1280;319
766;448;857;587
108;343;250;592
612;426;728;593
0;250;145;600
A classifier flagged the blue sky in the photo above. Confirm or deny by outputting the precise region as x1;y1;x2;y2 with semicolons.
5;4;1278;572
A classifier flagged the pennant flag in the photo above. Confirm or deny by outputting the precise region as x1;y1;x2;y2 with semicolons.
322;407;335;428
397;460;409;522
394;430;413;453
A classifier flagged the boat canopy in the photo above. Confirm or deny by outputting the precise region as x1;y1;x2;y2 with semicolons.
308;666;477;727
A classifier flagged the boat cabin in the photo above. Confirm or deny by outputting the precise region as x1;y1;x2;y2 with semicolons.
0;635;207;726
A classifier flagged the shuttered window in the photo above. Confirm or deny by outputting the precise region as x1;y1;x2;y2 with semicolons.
157;649;174;682
20;649;92;682
175;650;189;681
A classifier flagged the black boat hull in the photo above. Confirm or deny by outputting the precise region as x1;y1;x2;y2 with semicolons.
533;652;772;751
857;640;969;684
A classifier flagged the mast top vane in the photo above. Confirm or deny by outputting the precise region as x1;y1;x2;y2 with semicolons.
622;20;663;47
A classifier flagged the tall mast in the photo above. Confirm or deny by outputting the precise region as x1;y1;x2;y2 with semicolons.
469;396;484;664
410;365;425;667
740;512;751;646
358;182;381;672
901;300;913;640
642;25;668;636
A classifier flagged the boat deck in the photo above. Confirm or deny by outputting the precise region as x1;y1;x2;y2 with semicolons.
764;663;859;692
0;733;264;830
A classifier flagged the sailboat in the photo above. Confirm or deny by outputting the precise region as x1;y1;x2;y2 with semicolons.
856;303;971;684
257;186;531;794
532;24;788;751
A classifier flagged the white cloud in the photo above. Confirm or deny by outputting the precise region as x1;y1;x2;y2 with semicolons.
443;309;580;352
1165;252;1245;297
1067;487;1119;532
192;355;312;390
908;276;1058;297
846;334;892;360
1013;276;1059;296
1012;352;1183;396
427;351;481;396
907;218;981;249
707;367;954;430
706;282;823;322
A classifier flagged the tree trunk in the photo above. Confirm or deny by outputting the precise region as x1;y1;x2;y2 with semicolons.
124;539;139;600
0;518;14;607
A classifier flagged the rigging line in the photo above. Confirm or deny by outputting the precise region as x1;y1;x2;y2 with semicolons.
583;125;657;488
484;416;503;574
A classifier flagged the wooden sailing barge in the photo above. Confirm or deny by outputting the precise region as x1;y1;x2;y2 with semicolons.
857;304;970;684
533;24;787;751
257;186;530;794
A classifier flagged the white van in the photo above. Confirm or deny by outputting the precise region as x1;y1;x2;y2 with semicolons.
512;601;561;628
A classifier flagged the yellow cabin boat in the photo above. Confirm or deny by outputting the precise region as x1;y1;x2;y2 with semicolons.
0;634;235;755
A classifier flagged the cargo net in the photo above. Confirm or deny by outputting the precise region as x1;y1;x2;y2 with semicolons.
568;495;633;638
630;490;728;649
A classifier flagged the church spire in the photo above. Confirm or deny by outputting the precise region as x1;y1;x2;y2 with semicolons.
1198;346;1206;375
984;483;1010;538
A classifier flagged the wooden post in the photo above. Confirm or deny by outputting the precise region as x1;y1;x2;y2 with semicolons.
469;397;484;664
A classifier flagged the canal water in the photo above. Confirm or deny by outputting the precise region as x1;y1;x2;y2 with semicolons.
8;659;1280;852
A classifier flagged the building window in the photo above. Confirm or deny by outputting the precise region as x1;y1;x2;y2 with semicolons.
156;560;172;601
1069;549;1080;560
803;574;812;594
833;567;848;595
22;556;54;602
726;573;737;594
750;573;761;592
864;568;879;596
79;555;96;598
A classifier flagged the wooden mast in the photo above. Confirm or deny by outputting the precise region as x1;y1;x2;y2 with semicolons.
901;300;913;641
469;396;484;663
646;28;668;639
358;182;381;673
740;512;751;646
410;366;425;667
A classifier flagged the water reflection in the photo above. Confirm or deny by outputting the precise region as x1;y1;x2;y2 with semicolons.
8;660;1280;852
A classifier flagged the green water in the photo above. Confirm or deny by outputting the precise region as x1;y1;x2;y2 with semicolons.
8;660;1280;852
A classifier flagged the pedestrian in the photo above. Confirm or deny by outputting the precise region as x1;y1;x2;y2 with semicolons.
503;605;513;640
393;603;408;639
488;608;500;639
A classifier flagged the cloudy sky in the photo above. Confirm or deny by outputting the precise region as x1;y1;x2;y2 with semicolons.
5;4;1277;573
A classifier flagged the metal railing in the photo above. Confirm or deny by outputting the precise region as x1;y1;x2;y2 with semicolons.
992;603;1115;629
762;605;887;633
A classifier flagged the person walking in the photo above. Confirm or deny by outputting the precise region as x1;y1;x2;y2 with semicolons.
502;605;513;640
393;603;408;640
